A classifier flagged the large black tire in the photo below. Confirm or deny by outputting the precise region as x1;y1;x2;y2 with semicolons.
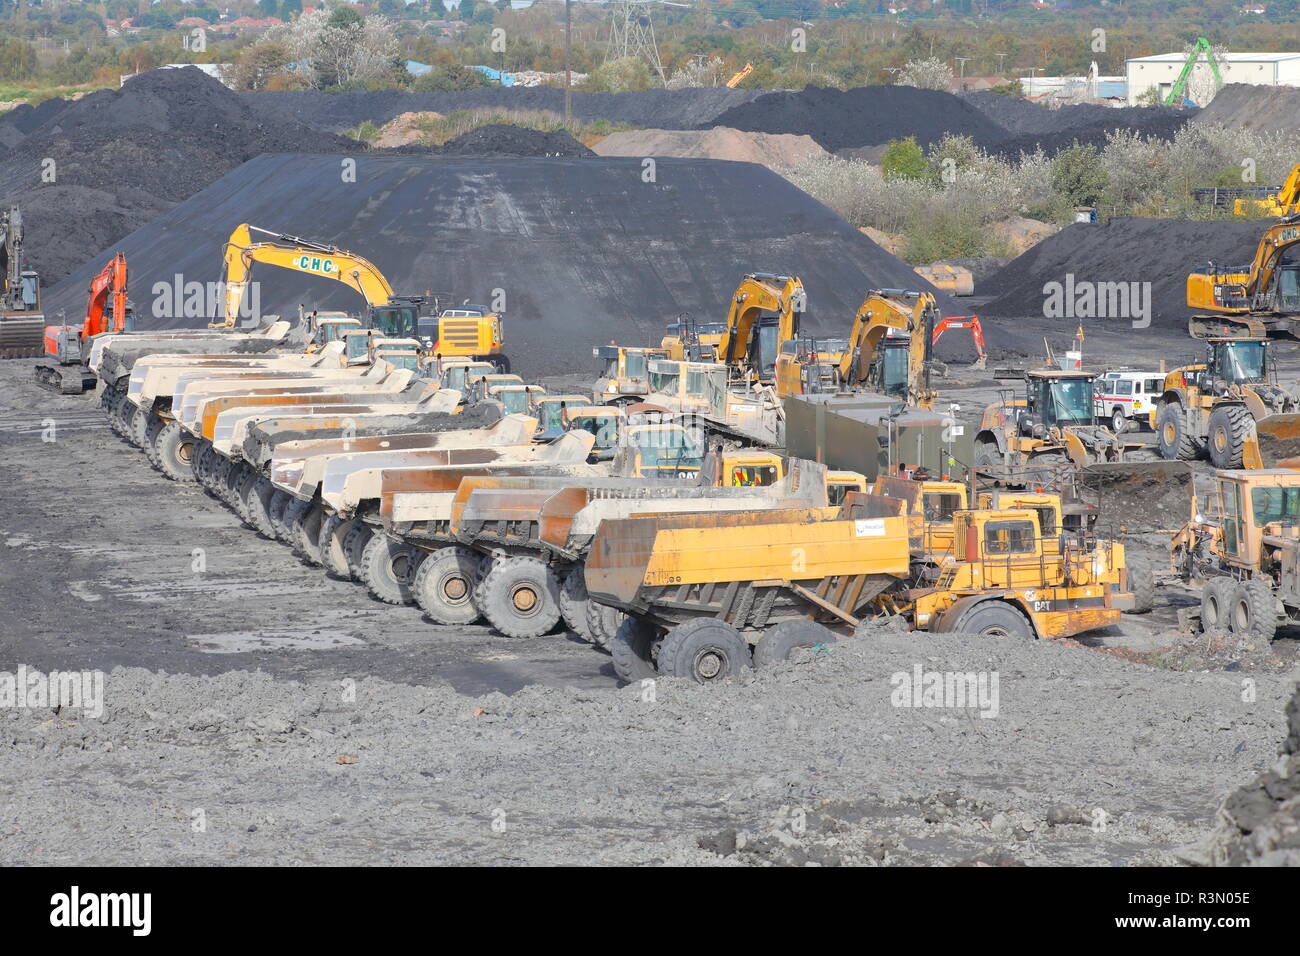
342;522;372;579
1206;404;1251;470
1156;402;1199;461
154;421;196;482
949;600;1035;639
1229;577;1277;644
113;392;136;438
974;439;1000;468
268;490;293;542
359;534;422;605
221;461;248;509
243;475;278;538
559;569;593;641
1200;577;1236;632
127;405;148;448
656;618;752;683
1110;407;1128;435
144;413;166;469
413;547;482;625
292;502;325;566
317;515;355;578
477;556;561;639
610;616;659;684
1126;559;1155;615
585;599;625;651
752;619;839;666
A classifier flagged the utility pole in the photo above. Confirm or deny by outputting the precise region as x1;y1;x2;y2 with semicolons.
564;0;571;123
995;52;1008;74
955;56;970;79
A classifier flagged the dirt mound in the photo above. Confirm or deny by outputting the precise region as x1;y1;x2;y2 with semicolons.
964;91;1192;144
706;85;1010;152
372;111;441;148
980;217;1264;329
43;153;949;377
1193;83;1300;135
593;126;826;167
435;123;592;157
1204;685;1300;865
243;86;764;133
0;67;354;284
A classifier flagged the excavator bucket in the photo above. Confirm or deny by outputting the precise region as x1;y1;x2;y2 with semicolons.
1080;460;1194;534
1246;414;1300;469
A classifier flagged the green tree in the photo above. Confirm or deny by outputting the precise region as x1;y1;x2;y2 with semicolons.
881;136;927;182
328;6;363;28
1051;143;1109;207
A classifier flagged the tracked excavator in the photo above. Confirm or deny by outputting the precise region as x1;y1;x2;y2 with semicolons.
1233;162;1300;218
218;224;509;370
0;205;45;358
34;252;131;394
1186;216;1300;340
716;272;806;386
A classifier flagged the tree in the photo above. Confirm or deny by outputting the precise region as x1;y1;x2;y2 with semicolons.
281;0;302;19
328;6;363;29
1051;143;1109;208
583;56;653;93
257;0;278;18
224;40;292;91
262;8;400;89
881;136;927;182
410;64;492;92
897;57;953;91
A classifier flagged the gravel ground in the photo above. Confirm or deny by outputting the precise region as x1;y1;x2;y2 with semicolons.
2;347;1299;865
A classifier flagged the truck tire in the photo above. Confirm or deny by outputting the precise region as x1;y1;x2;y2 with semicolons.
1206;405;1251;470
1156;403;1199;461
360;534;422;605
1200;577;1236;632
610;616;659;684
144;414;166;469
127;405;148;448
154;422;196;482
950;601;1035;639
559;569;593;641
656;618;752;683
413;547;482;625
1110;407;1127;434
235;468;261;525
753;619;838;666
1229;578;1277;644
478;556;561;639
974;439;1000;468
244;476;277;538
317;515;355;578
269;491;293;543
292;502;325;566
342;522;372;579
1126;559;1154;614
585;599;624;651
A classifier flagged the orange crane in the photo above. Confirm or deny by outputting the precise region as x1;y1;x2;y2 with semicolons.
35;252;131;394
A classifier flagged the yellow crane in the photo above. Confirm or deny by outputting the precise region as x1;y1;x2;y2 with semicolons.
726;63;753;88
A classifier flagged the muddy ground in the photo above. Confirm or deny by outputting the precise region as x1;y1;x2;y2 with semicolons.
1;327;1298;865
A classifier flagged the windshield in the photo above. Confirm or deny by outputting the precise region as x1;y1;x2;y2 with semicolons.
1278;266;1300;313
756;322;780;379
1041;379;1093;426
19;273;38;308
373;306;418;338
881;346;909;397
923;492;963;521
570;415;620;449
625;353;647;380
1218;341;1267;383
1252;486;1300;526
501;391;528;415
635;429;706;471
649;370;680;394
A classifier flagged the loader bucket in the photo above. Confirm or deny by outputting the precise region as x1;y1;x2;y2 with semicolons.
1080;460;1194;534
1248;414;1300;469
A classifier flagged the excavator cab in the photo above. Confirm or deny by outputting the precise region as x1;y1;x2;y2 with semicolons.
871;333;911;398
370;301;421;340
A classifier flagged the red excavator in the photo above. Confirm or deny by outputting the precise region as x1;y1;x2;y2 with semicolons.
35;252;131;394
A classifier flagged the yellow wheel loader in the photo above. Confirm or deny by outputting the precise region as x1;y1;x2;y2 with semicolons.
1151;329;1300;469
1170;468;1300;643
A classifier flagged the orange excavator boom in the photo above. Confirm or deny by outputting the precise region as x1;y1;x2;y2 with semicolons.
82;251;129;338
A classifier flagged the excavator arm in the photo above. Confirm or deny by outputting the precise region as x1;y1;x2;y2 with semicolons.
838;289;938;409
1187;217;1300;334
715;273;805;382
215;223;397;328
83;252;129;338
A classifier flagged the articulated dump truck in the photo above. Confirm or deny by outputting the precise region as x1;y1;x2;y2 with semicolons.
583;489;1139;683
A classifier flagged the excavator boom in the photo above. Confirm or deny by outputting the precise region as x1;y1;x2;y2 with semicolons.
839;289;938;410
216;223;397;329
716;272;805;384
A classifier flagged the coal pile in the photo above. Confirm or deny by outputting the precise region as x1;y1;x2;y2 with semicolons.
44;153;950;376
434;123;593;157
243;86;763;134
991;111;1191;159
0;95;72;150
0;67;354;284
963;91;1191;140
979;217;1263;329
706;85;1009;152
1193;83;1300;135
1207;685;1300;866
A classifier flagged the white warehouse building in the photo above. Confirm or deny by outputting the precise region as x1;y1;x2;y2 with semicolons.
1125;51;1300;105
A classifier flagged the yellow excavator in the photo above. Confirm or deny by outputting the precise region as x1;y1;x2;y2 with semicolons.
216;224;509;370
715;272;806;386
775;288;937;411
1233;162;1300;218
1186;216;1300;340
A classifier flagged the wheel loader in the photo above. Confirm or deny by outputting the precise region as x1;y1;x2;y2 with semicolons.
1150;328;1300;469
1170;468;1300;643
974;368;1144;477
585;495;1136;684
592;345;667;405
